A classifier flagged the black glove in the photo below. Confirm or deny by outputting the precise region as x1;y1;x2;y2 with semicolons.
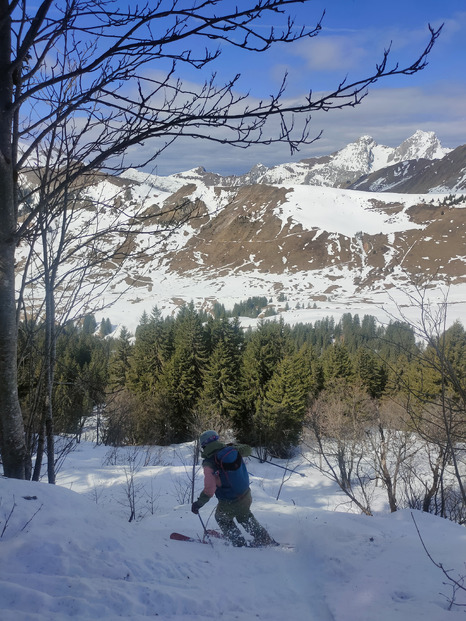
191;501;201;514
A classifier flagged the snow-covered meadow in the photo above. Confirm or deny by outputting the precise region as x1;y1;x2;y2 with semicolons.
1;438;465;620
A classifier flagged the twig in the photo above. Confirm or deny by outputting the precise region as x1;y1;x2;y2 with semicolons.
20;504;43;532
198;512;214;548
411;512;466;609
1;498;17;538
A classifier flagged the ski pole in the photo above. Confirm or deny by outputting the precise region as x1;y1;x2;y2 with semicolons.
250;454;306;477
198;512;214;546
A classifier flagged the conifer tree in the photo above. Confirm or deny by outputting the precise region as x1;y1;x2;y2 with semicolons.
172;304;207;404
322;343;354;383
200;341;238;419
82;315;97;336
354;348;387;399
53;351;90;436
49;327;111;438
85;346;110;414
441;320;466;396
99;319;113;337
200;316;244;420
129;308;168;394
313;317;336;351
230;319;291;444
361;315;378;343
340;313;361;353
109;327;133;391
258;347;312;456
155;303;208;442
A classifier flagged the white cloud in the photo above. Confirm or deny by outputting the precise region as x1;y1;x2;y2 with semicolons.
294;35;367;72
130;79;465;176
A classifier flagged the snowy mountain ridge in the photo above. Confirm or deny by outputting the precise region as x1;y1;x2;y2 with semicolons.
122;130;451;191
17;130;466;332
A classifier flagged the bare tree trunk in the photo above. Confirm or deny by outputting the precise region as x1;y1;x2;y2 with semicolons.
32;419;45;481
44;276;56;484
0;240;29;478
422;448;444;514
377;424;398;513
0;2;28;478
41;192;60;485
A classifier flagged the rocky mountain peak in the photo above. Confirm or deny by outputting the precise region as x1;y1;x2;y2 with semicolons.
218;130;452;190
388;130;450;164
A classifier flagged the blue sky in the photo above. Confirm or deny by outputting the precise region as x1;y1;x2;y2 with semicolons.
130;1;466;176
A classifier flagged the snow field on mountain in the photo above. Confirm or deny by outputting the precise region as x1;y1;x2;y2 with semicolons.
1;440;465;621
274;185;434;237
82;174;466;334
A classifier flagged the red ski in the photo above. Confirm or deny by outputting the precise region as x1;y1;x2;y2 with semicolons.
170;531;293;549
170;529;224;544
170;532;208;544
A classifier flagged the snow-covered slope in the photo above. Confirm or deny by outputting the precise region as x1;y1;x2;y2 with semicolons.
1;440;465;621
94;180;465;332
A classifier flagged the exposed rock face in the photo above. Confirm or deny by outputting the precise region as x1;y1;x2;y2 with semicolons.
213;130;453;190
351;145;466;193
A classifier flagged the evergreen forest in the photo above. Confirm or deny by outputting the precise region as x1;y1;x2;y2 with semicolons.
18;301;466;522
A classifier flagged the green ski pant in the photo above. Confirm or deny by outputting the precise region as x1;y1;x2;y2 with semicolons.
215;489;273;547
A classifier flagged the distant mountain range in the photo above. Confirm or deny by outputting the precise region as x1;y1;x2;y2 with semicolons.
151;129;460;193
18;131;466;329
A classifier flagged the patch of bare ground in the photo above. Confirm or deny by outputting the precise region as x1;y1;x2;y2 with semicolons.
367;199;405;215
405;201;447;224
168;185;368;275
124;275;153;289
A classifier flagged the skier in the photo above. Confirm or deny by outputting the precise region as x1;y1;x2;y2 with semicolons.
191;430;278;547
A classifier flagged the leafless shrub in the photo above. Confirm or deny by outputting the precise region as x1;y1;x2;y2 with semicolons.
101;390;140;447
119;448;146;522
53;435;78;477
107;447;161;522
276;464;293;501
88;480;106;505
141;446;164;467
365;399;420;513
142;477;160;516
172;475;194;506
0;497;17;538
303;381;376;515
102;446;121;466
